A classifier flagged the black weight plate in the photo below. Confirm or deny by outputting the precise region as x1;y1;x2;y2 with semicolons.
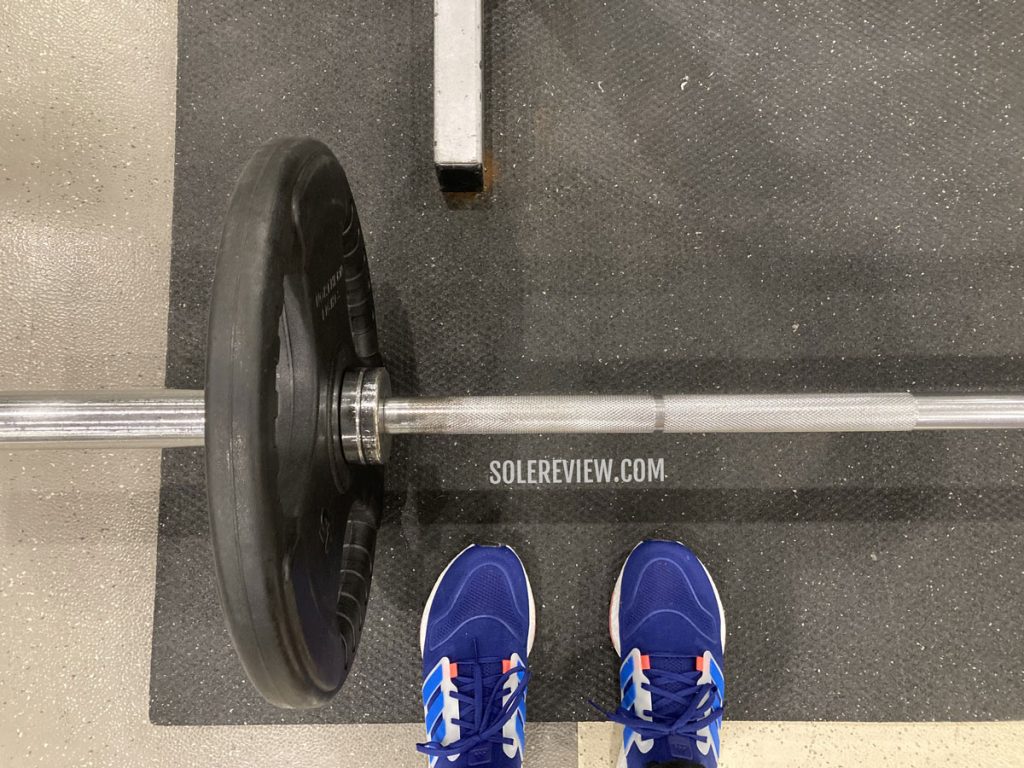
206;137;383;708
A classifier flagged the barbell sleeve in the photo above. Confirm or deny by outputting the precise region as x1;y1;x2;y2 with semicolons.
0;390;206;449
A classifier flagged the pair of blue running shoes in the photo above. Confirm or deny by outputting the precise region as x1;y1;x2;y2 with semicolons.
418;541;726;768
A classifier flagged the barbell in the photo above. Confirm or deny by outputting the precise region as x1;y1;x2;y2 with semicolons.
3;137;1023;709
5;386;1024;455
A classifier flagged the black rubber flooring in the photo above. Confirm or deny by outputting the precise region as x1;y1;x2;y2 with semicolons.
151;0;1024;724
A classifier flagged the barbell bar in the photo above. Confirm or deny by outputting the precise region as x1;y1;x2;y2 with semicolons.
4;384;1024;460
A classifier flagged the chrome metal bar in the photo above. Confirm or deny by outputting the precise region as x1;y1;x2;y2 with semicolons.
0;390;206;449
6;386;1024;455
915;395;1024;429
381;393;1024;435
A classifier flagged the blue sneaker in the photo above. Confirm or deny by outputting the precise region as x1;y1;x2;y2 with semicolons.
417;545;536;767
602;540;726;768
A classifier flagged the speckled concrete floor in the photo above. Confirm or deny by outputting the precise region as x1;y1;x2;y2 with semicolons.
0;2;1022;767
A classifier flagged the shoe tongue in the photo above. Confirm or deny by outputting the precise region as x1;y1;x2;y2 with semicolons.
476;659;506;678
454;658;509;727
645;655;717;767
646;654;699;721
466;744;494;766
650;654;695;675
449;659;511;763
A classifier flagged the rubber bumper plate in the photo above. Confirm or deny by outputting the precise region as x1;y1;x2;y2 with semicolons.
206;137;384;708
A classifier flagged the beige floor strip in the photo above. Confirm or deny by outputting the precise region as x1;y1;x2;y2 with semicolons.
579;720;1024;767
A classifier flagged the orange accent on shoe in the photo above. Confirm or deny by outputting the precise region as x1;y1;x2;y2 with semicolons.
695;655;705;672
449;663;459;678
502;659;512;674
640;655;651;671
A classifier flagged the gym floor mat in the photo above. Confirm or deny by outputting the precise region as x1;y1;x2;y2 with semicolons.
151;0;1024;724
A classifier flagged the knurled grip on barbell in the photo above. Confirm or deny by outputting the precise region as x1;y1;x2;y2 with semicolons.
378;392;920;435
